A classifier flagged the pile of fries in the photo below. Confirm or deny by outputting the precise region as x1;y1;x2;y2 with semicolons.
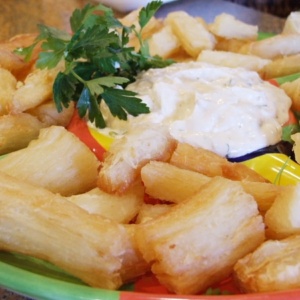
1;7;300;296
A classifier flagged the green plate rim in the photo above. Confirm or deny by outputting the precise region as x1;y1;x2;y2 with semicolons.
0;259;120;300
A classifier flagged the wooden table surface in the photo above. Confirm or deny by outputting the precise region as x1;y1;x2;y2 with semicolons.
0;0;92;41
0;0;286;299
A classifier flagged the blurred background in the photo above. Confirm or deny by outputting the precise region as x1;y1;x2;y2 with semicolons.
1;0;299;41
225;0;300;17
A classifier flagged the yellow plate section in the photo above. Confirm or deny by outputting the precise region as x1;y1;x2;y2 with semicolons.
88;127;114;151
87;124;300;186
243;153;300;185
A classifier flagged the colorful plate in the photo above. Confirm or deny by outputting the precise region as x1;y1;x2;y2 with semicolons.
1;150;300;300
2;29;300;300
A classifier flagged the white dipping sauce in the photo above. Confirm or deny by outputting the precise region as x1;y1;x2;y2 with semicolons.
98;62;291;158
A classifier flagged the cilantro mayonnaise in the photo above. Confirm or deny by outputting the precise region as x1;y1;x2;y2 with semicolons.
97;62;291;158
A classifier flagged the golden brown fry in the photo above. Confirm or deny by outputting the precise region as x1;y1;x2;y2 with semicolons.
148;25;182;59
169;47;192;62
97;125;176;194
239;33;300;59
214;37;248;53
0;125;100;196
234;235;300;293
0;68;17;115
264;184;300;239
1;33;37;52
170;143;224;176
121;224;151;283
119;8;162;51
12;63;63;113
165;11;215;57
209;13;258;40
0;112;46;155
282;11;300;34
27;100;74;127
68;182;144;223
197;50;270;72
135;203;174;224
141;161;210;203
242;181;284;213
141;160;281;211
0;49;28;78
281;78;300;112
0;34;40;80
0;171;148;289
135;176;265;294
170;143;268;183
260;53;300;79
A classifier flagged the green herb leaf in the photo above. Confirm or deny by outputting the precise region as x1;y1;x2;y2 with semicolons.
139;0;162;28
282;123;300;143
17;1;173;128
102;88;150;120
70;4;103;32
88;76;129;89
14;43;38;62
205;287;231;295
53;72;77;111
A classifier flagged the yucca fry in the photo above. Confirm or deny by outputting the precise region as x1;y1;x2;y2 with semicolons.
0;48;29;79
135;176;265;295
0;34;39;79
282;11;300;34
148;24;182;58
281;78;300;112
141;160;281;211
169;47;192;62
165;11;215;57
0;125;100;196
121;224;151;282
0;112;46;155
12;63;63;113
119;7;161;38
170;143;268;183
264;184;300;239
242;181;284;213
141;161;210;203
97;125;176;194
170;143;224;176
67;182;144;223
260;53;300;79
209;13;258;40
135;203;174;224
27;100;74;127
119;8;162;51
239;33;300;59
197;50;270;72
0;171;147;289
214;37;248;53
0;68;17;116
233;235;300;293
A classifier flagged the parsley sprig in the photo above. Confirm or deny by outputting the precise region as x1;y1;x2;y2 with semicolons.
16;1;173;128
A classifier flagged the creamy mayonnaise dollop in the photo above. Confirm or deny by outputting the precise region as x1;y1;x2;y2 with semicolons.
96;62;291;158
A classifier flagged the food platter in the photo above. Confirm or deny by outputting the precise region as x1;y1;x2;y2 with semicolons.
1;2;300;300
2;57;300;300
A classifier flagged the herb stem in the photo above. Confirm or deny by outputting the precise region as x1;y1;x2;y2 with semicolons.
16;1;173;128
70;68;85;85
